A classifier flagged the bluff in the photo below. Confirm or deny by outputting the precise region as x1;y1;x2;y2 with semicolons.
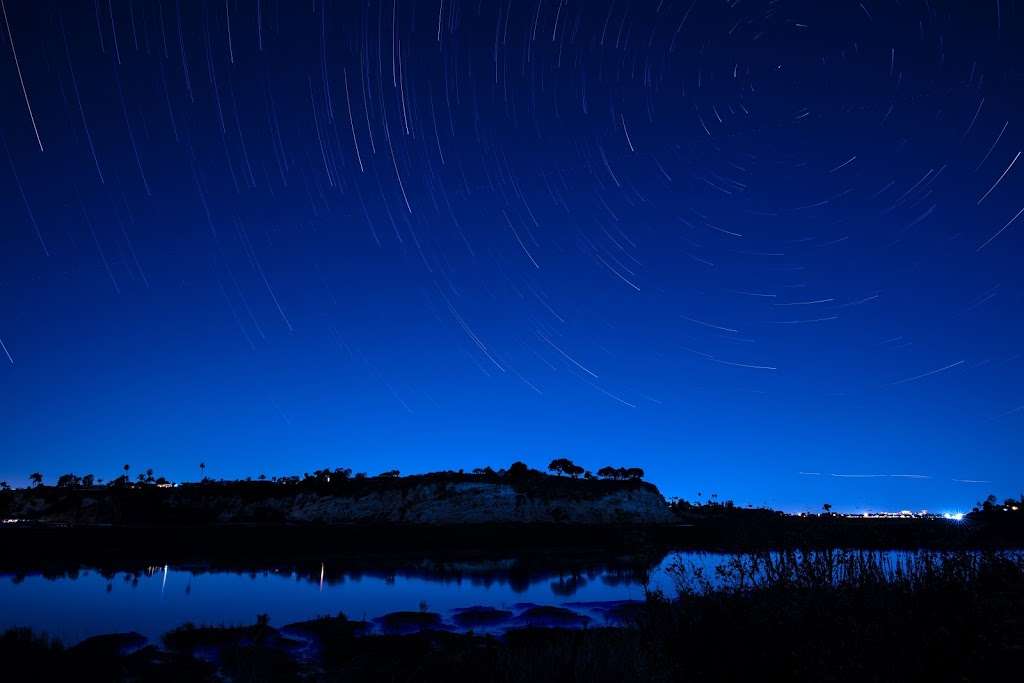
1;472;675;526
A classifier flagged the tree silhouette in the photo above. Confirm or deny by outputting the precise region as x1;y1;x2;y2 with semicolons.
597;466;644;480
56;473;81;488
122;464;130;486
81;474;95;488
822;503;833;515
199;462;206;481
29;472;43;487
507;461;530;478
548;458;584;478
0;481;11;491
311;468;343;483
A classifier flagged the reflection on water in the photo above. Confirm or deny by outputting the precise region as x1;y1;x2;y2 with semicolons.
0;549;957;643
0;551;674;643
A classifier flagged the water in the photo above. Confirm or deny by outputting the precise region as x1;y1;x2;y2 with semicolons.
0;549;962;643
0;550;686;643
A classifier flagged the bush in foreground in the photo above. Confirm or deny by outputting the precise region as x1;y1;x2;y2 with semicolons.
2;550;1021;681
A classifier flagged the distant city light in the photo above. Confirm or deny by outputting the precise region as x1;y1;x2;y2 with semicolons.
825;510;967;520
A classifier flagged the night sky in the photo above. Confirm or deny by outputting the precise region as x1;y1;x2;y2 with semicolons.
1;1;1022;512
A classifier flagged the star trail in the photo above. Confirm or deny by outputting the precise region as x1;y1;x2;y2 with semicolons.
1;0;1022;511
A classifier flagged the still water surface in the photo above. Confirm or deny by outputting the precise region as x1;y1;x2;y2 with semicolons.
0;549;924;643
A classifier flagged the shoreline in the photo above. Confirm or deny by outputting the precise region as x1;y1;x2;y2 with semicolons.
2;515;1023;564
4;547;1022;681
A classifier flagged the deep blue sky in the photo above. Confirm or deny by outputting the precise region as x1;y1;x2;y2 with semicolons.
1;0;1022;511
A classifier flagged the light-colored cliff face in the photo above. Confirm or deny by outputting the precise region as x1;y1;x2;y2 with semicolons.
275;482;675;524
4;481;675;525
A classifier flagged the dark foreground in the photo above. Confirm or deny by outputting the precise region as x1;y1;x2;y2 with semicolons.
4;507;1024;565
4;549;1022;682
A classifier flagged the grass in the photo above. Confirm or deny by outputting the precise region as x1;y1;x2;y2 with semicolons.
644;549;1024;680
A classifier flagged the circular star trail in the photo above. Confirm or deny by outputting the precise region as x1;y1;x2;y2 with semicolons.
1;1;1021;510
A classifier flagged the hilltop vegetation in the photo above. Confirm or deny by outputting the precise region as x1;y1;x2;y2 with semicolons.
3;459;651;498
0;460;673;527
